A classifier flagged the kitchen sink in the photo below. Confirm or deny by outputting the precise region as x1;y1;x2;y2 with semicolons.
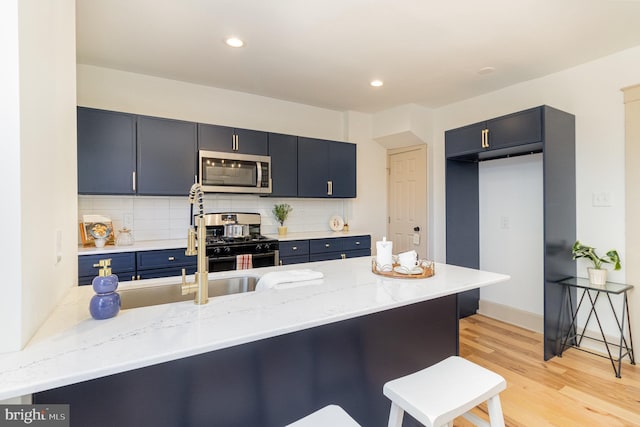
119;275;258;310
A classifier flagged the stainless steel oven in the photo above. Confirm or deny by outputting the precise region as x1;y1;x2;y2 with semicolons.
199;150;272;194
200;213;279;272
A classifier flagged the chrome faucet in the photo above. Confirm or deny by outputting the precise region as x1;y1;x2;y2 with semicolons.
182;183;208;304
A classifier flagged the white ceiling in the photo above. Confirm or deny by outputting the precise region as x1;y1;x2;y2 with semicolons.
76;0;640;113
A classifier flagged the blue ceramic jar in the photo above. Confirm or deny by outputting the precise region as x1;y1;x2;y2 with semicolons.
89;259;121;320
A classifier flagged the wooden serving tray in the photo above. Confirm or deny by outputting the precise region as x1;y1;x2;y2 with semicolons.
371;258;435;279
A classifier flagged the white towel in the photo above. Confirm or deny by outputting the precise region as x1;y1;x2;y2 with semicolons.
255;269;324;291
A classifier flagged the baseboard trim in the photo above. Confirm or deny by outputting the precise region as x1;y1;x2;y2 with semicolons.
477;300;543;334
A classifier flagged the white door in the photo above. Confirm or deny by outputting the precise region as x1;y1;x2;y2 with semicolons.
387;145;428;257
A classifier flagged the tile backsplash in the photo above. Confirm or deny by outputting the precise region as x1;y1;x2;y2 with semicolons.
78;194;351;242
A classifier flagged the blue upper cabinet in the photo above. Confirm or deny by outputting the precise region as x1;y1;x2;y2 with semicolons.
328;141;356;198
77;107;137;195
137;116;197;196
298;137;356;198
198;123;268;155
445;107;543;159
268;133;298;197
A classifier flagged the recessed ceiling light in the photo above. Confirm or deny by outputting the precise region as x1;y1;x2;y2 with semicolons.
478;67;496;75
370;80;384;87
225;37;244;48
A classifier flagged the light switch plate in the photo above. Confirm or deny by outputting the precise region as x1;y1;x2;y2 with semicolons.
412;233;420;245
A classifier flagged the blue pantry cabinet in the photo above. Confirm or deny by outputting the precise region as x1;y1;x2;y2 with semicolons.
297;137;356;198
445;105;575;360
198;123;268;155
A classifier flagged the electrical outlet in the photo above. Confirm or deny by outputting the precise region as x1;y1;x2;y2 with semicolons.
500;216;510;230
592;192;612;207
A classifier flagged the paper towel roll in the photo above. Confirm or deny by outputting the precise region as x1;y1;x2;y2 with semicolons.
376;237;393;271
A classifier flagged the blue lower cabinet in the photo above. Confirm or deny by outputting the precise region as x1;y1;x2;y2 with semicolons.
78;249;196;286
78;253;136;286
279;255;310;265
137;266;197;280
308;235;371;262
278;240;310;265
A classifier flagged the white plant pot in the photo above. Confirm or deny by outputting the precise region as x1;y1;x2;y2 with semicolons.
588;267;607;286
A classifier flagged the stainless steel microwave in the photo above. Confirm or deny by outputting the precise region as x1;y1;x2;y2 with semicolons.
199;150;272;194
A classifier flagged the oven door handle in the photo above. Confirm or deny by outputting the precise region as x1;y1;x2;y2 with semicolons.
209;252;277;262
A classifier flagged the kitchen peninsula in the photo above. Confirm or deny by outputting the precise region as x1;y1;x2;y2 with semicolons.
0;257;508;427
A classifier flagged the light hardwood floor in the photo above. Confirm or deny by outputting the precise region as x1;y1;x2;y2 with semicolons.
456;315;639;427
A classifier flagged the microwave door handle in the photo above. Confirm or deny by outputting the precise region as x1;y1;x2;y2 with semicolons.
256;161;262;188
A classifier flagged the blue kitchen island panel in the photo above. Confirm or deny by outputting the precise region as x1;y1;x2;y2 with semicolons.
34;295;457;427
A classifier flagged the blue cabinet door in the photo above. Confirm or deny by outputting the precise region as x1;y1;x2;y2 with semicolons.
198;124;268;155
77;107;136;195
329;141;356;198
198;123;235;153
298;137;330;197
486;107;542;150
298;138;356;198
235;128;268;155
445;122;486;158
137;116;197;196
268;133;298;197
78;252;136;285
446;107;543;159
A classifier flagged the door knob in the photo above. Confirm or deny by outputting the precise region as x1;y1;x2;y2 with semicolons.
413;226;420;232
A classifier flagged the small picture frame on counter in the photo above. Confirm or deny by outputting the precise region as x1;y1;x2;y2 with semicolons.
79;221;115;247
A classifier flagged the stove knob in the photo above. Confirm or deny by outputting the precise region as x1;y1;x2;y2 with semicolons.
223;247;231;254
255;244;263;252
264;243;272;251
212;247;221;255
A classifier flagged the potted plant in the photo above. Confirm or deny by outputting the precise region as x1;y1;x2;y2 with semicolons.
272;203;293;235
571;240;621;285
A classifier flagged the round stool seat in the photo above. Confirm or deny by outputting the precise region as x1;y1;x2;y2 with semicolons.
286;405;361;427
383;356;506;427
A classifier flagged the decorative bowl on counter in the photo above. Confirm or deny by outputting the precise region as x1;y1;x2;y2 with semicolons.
371;258;435;279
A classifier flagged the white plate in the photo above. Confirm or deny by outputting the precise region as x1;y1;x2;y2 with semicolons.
393;266;423;275
329;215;344;231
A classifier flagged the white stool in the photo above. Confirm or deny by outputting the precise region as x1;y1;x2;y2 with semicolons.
383;356;506;427
286;405;361;427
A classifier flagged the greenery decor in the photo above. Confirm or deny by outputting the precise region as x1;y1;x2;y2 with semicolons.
272;203;293;226
571;240;621;270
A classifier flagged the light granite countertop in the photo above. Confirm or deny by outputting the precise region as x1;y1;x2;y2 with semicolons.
77;231;372;255
0;257;509;400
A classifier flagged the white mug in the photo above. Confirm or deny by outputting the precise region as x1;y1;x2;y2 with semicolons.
398;250;418;270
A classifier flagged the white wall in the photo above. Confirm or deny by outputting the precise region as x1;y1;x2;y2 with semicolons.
479;154;544;315
77;65;345;141
0;0;77;353
345;111;388;247
0;0;23;353
431;45;640;336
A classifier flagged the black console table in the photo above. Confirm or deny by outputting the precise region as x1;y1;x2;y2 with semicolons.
557;277;635;377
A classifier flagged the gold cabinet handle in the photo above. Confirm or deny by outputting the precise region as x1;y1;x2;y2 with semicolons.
481;129;490;148
325;243;331;248
292;246;297;251
341;254;346;259
168;256;175;261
